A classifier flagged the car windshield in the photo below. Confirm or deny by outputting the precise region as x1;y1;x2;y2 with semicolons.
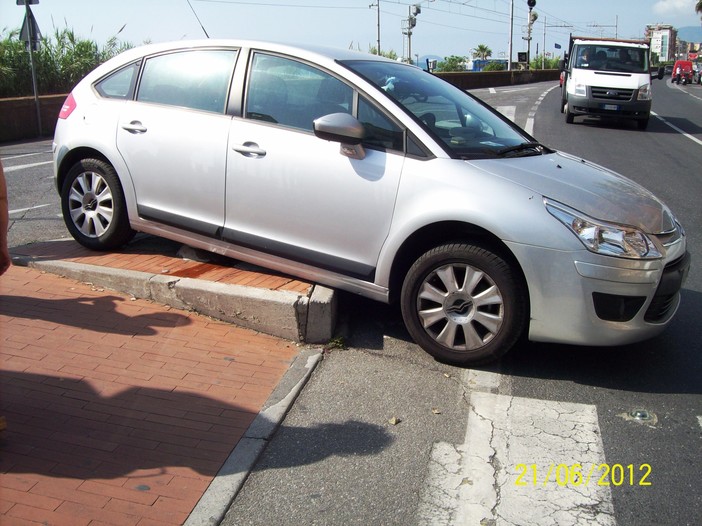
571;44;649;74
341;60;539;159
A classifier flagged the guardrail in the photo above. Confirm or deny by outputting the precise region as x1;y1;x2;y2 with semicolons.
0;69;560;143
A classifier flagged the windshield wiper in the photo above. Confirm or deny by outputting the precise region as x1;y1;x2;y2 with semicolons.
496;142;551;157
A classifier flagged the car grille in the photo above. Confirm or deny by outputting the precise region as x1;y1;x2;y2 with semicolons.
644;253;690;323
591;87;634;102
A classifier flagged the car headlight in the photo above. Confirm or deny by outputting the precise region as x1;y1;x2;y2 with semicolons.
574;83;586;97
637;83;652;101
545;199;662;259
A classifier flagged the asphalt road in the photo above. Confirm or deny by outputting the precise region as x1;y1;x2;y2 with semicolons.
2;79;701;525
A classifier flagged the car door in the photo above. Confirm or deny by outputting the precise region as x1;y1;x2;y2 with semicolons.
223;52;404;280
116;49;238;237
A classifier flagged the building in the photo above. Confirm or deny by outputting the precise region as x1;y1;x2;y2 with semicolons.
646;24;676;62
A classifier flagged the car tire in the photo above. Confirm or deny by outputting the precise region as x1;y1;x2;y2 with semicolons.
400;242;527;366
61;158;135;250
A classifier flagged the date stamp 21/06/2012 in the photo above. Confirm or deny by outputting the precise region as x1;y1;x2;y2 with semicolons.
514;463;652;487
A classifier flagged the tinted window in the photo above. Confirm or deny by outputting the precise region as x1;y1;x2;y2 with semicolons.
246;53;353;131
137;50;237;113
95;62;139;99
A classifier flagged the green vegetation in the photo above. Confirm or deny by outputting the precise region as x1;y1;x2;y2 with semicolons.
0;26;132;98
482;61;505;71
435;55;467;72
529;54;560;70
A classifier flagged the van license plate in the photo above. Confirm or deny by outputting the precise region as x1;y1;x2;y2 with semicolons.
603;104;619;111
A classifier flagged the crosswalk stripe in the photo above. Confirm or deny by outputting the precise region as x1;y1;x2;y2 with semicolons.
3;160;53;173
495;105;516;123
419;393;616;525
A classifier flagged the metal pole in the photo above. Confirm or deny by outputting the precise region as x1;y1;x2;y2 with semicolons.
527;6;532;69
377;0;381;54
542;17;546;69
508;0;514;71
24;0;42;136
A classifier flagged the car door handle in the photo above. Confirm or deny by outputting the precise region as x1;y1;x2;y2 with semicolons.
232;142;266;158
121;121;147;134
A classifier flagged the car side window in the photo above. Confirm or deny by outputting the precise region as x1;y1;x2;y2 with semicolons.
358;96;404;152
246;53;353;131
94;62;140;99
136;50;237;113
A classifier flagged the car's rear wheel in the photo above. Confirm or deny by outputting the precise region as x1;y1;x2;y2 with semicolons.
400;242;527;366
61;158;134;250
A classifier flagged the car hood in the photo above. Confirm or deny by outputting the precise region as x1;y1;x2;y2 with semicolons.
470;151;676;234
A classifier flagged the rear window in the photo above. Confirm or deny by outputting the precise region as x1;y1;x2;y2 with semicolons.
94;62;140;99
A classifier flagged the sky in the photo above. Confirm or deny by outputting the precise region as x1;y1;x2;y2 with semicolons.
2;0;701;62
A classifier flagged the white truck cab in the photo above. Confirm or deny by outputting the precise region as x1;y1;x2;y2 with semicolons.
560;36;663;130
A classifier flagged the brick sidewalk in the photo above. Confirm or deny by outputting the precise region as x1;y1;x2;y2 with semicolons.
0;265;301;525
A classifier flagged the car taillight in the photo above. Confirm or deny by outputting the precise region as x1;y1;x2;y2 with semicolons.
58;93;76;119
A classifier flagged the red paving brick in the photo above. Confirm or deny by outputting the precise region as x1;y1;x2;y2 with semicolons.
1;253;302;525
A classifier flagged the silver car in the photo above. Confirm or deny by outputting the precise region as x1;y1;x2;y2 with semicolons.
53;40;690;365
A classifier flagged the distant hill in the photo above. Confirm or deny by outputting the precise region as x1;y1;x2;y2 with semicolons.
678;26;702;43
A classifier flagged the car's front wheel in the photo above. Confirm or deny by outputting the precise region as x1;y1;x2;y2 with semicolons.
400;243;527;366
61;158;134;250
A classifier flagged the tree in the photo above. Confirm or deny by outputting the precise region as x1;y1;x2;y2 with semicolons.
473;44;492;60
697;0;702;17
435;55;466;72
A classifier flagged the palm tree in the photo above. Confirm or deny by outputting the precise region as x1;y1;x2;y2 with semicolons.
697;0;702;18
473;44;492;60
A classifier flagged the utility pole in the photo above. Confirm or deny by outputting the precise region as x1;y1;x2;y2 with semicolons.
543;18;572;68
402;4;421;63
526;0;536;69
369;0;381;54
508;0;514;70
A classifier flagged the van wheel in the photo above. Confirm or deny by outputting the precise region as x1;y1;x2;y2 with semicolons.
564;100;574;123
637;118;649;130
61;158;135;250
400;243;527;366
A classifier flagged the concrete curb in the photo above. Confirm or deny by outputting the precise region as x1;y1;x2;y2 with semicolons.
183;348;324;526
12;255;336;344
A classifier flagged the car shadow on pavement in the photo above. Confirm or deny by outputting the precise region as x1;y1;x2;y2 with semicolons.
497;288;702;395
0;370;394;480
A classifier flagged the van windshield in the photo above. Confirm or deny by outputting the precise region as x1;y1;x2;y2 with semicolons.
571;44;649;74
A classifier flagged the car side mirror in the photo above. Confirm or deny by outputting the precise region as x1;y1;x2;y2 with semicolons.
313;113;366;160
558;59;565;71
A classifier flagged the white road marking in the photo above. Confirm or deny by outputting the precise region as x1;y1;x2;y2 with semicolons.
3;160;53;172
9;204;52;215
1;150;52;161
495;105;516;123
651;111;702;147
697;416;702;432
419;393;615;526
525;85;560;136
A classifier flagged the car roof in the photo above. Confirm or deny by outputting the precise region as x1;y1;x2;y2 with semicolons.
106;39;395;69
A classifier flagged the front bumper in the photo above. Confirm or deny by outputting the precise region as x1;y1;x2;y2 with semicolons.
507;240;690;347
568;91;651;120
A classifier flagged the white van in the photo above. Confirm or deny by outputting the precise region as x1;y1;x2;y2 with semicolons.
560;36;663;130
